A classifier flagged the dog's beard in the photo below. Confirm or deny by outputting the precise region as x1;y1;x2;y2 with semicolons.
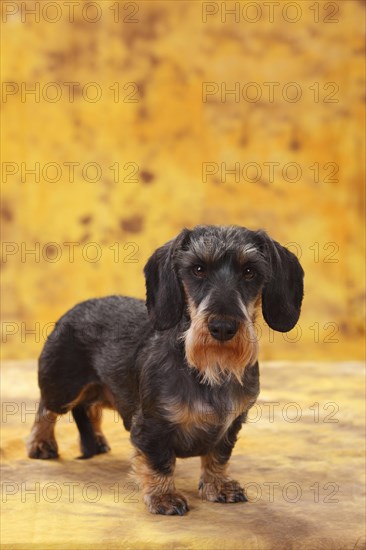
183;299;258;386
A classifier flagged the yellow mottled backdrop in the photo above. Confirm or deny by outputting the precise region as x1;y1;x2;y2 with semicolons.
1;0;365;360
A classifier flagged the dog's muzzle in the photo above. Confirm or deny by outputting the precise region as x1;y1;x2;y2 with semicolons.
207;318;239;342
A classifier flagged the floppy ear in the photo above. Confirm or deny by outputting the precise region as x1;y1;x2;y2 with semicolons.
144;229;190;331
259;232;304;332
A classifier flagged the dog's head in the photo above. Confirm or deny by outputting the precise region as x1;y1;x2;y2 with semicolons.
144;225;304;384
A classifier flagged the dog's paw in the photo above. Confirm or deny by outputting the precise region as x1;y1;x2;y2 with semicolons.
199;479;247;503
95;434;111;454
27;439;59;460
77;433;111;459
145;492;190;515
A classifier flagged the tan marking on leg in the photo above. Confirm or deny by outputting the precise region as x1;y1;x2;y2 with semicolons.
132;450;189;515
64;383;96;410
199;454;246;503
65;382;116;412
27;404;58;459
88;403;103;434
201;454;230;485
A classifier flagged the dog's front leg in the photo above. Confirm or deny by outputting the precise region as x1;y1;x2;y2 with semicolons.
199;418;247;504
199;453;247;503
132;445;189;515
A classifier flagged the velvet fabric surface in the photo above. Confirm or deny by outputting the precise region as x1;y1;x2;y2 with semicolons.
1;360;364;549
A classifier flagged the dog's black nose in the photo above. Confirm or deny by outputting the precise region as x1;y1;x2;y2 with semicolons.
208;318;239;342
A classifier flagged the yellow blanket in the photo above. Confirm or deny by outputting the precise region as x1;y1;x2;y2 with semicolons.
1;361;364;549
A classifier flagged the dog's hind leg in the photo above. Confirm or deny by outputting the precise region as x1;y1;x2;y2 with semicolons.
27;398;59;459
72;404;98;459
88;404;111;454
72;403;111;459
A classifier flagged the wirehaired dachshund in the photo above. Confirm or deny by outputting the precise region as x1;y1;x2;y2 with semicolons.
28;225;304;515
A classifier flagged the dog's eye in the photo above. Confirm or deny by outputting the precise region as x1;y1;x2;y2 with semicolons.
243;266;256;280
192;265;206;278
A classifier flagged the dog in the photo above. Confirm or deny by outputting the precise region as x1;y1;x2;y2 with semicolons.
27;225;304;515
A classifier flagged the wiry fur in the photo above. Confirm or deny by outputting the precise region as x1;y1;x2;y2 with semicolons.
28;224;304;515
183;295;258;385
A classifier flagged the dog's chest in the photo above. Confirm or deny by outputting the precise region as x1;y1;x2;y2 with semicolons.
164;390;249;434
